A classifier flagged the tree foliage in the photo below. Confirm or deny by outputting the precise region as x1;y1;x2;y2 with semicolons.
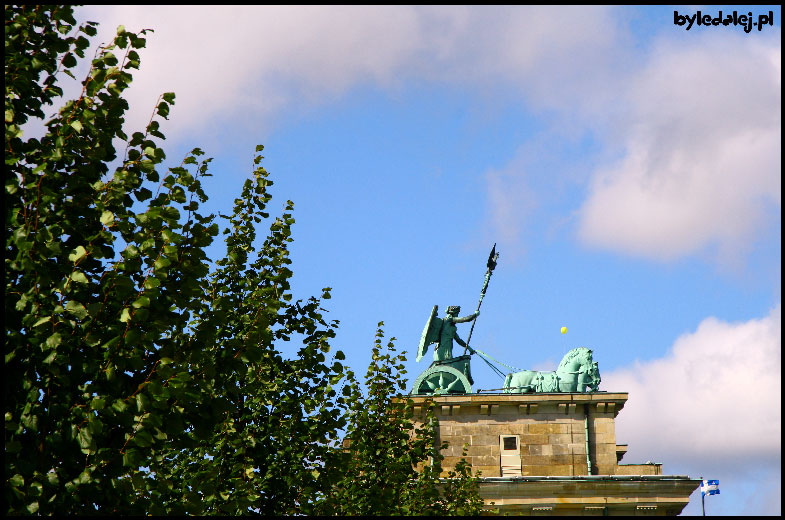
5;5;484;515
317;325;486;516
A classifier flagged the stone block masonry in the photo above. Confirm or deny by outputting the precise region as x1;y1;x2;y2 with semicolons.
408;392;629;478
404;392;699;515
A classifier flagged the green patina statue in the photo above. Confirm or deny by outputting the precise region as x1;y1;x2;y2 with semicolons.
417;305;479;363
503;347;601;393
410;245;602;396
411;245;499;395
411;305;477;395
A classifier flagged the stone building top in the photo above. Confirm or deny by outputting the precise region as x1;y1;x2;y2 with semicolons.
404;392;699;515
405;391;629;419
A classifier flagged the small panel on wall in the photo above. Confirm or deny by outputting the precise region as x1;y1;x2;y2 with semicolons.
500;435;522;477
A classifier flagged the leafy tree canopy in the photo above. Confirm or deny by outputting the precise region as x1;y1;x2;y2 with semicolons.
5;5;483;515
317;325;485;516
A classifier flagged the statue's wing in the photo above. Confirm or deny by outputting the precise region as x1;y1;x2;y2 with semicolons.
417;305;443;362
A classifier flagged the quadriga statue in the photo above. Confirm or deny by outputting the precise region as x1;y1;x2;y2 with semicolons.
504;347;601;393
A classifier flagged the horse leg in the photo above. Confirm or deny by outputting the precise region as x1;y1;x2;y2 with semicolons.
504;373;513;392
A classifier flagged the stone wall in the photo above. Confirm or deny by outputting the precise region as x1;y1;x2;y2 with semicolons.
407;393;628;477
404;392;699;515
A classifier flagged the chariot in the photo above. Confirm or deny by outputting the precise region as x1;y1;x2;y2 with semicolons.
411;354;473;395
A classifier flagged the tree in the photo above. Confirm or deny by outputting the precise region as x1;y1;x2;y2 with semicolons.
317;325;486;516
5;6;348;514
5;5;484;515
144;153;351;515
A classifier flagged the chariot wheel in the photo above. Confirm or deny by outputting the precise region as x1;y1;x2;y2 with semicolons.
412;365;472;395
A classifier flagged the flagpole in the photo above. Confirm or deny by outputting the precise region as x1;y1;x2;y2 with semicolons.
701;478;706;516
463;244;499;355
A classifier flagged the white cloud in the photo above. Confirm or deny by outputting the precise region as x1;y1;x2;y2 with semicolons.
76;6;428;142
602;304;781;466
75;6;628;144
577;33;781;264
73;7;780;268
413;6;630;112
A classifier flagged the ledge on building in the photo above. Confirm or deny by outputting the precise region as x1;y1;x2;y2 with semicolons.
455;475;702;516
443;474;694;482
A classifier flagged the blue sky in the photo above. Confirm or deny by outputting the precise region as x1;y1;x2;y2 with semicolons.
72;6;781;515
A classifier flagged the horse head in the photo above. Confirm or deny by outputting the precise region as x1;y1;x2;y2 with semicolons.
568;355;600;392
557;347;593;372
586;361;601;391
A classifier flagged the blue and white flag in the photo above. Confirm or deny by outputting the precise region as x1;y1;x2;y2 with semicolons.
701;479;720;496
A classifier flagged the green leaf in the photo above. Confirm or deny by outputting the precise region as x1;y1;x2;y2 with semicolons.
77;427;92;450
100;210;114;226
63;52;77;68
87;417;103;435
68;245;87;263
135;187;152;201
9;474;24;487
133;429;153;447
131;295;150;308
77;470;92;485
70;120;83;133
102;336;122;350
120;308;132;323
123;449;141;468
124;328;141;346
70;271;88;284
45;333;62;349
136;393;149;412
33;316;52;328
65;300;88;319
46;472;59;486
156;102;169;119
154;257;171;271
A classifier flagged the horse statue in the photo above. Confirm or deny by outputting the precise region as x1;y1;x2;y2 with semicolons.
503;347;601;393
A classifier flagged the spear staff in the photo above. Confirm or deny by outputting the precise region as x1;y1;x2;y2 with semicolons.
463;243;499;355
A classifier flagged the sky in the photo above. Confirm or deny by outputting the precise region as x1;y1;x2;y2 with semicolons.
67;5;781;516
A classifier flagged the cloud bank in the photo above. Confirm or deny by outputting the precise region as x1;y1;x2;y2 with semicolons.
602;305;781;466
75;6;780;266
577;34;781;264
76;6;629;141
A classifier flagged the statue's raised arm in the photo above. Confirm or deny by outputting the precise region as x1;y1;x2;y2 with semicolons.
452;309;480;324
